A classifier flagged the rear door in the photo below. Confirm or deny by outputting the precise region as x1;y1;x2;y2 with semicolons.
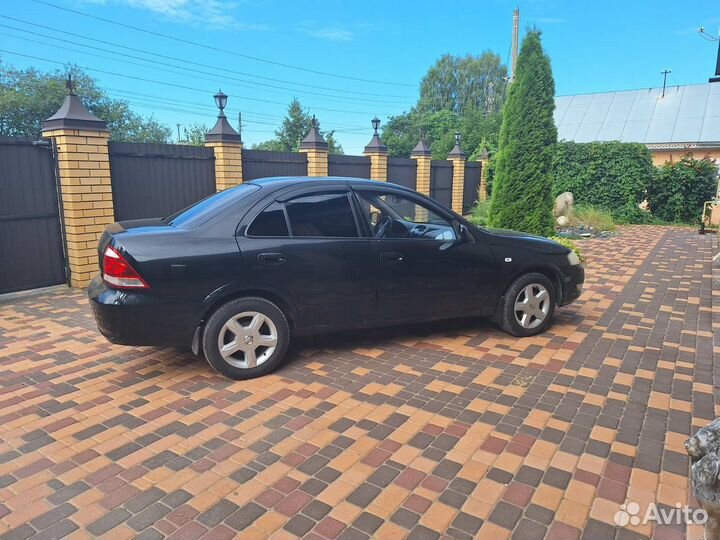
242;188;376;328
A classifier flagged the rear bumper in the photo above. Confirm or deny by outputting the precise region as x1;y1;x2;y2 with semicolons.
88;276;197;347
559;264;584;306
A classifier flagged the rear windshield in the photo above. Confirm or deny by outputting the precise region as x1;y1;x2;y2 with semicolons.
164;184;260;227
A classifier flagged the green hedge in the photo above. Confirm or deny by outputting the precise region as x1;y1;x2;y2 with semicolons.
647;155;718;223
551;141;654;222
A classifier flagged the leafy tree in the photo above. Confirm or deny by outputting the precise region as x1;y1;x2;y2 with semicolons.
253;98;343;154
0;60;171;142
418;52;508;116
181;123;209;146
488;31;557;236
648;155;718;223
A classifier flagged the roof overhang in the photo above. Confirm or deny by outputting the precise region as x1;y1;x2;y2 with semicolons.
646;142;720;151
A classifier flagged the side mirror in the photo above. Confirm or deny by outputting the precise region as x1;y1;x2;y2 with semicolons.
454;222;475;243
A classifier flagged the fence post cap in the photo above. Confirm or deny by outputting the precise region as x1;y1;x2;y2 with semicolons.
448;144;465;159
205;116;241;143
42;94;108;133
364;134;387;154
411;138;431;157
300;116;328;150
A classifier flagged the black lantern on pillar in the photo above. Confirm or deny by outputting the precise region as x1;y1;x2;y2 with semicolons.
454;132;461;145
371;116;380;135
214;90;228;117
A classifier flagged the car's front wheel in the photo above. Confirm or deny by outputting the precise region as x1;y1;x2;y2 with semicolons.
499;273;556;337
202;297;290;380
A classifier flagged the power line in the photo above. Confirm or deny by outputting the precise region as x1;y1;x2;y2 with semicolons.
0;17;414;102
0;28;405;107
0;49;399;117
30;0;415;88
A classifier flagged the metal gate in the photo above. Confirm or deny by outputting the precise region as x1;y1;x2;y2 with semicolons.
328;155;371;178
0;137;66;294
430;160;453;209
109;142;216;221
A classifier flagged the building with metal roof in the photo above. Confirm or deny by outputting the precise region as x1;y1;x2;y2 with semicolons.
554;81;720;165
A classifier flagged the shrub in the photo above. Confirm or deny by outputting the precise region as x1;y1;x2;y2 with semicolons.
569;205;616;232
551;141;653;221
488;31;556;236
647;155;718;223
548;236;584;262
468;200;491;226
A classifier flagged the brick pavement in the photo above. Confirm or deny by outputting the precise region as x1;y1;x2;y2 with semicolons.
0;225;716;539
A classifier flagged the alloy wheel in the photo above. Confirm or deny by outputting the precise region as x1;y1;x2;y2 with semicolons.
513;283;550;330
217;311;278;369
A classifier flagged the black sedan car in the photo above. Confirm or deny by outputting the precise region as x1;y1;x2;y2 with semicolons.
89;177;584;380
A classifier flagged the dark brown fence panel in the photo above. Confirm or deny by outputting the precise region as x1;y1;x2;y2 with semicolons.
328;154;370;178
242;150;307;181
109;142;215;221
464;162;481;213
0;137;66;293
387;157;417;190
430;160;453;209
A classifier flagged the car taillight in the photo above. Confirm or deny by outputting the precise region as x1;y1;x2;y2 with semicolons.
102;246;149;289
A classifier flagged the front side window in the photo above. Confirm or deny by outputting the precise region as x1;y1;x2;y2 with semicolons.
356;190;456;241
285;192;358;238
247;202;289;237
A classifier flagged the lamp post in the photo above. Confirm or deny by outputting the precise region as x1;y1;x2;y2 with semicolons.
214;90;228;117
372;116;380;136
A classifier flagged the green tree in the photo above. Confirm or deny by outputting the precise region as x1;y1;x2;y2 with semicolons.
0;60;171;142
418;52;508;116
648;155;718;223
488;30;557;236
181;123;209;146
254;98;343;154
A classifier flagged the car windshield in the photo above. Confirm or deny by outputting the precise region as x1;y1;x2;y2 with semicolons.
164;184;260;227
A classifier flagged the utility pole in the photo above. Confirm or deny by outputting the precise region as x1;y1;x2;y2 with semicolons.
176;123;182;142
510;7;519;82
237;112;242;142
698;26;720;82
660;69;671;98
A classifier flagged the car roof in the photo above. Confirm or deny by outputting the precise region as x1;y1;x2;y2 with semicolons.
246;176;414;192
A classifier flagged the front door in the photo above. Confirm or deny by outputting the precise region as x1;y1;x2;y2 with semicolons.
353;187;496;321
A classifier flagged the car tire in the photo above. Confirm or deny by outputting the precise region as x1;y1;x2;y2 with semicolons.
202;297;290;380
499;272;556;337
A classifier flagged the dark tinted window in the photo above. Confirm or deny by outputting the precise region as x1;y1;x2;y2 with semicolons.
286;193;358;238
247;202;289;237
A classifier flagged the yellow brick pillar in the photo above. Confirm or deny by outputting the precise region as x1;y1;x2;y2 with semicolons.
478;148;490;202
205;91;243;190
363;117;388;181
299;116;328;177
411;137;432;221
448;132;466;214
42;89;113;288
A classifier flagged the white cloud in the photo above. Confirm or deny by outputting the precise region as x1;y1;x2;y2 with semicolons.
86;0;269;31
304;27;354;42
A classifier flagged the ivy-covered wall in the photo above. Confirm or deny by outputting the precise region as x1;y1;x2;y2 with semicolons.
551;141;654;221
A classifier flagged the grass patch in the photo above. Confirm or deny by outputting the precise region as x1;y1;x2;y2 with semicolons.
569;205;616;232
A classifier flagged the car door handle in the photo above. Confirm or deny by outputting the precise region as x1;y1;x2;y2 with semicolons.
380;252;404;264
257;252;286;265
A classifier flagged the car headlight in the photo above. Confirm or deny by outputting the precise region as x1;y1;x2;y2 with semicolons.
566;250;581;266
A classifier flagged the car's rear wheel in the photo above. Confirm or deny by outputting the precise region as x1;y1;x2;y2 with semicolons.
499;273;556;337
203;297;289;380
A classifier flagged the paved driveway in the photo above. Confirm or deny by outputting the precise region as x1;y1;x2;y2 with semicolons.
0;226;716;540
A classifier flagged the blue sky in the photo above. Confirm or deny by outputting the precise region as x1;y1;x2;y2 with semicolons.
1;0;719;153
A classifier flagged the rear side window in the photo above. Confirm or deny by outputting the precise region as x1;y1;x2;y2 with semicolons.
285;193;358;238
247;202;289;237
